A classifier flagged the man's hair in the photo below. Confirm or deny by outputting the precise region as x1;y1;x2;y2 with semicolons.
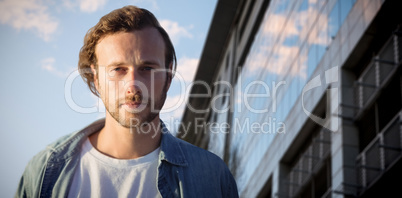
78;5;177;97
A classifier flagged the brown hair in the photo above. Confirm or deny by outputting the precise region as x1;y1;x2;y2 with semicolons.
78;5;177;97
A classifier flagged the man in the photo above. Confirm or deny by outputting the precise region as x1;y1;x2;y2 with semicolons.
16;6;238;198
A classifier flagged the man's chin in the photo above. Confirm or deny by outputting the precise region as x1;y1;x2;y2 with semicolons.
117;113;159;128
116;114;142;128
121;103;148;113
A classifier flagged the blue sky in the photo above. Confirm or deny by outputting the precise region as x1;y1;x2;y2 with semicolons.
0;0;216;196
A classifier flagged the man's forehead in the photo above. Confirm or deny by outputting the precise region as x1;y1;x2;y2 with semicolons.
95;28;166;56
97;27;163;44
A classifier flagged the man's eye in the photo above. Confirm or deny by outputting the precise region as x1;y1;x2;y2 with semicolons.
142;67;153;71
112;68;126;72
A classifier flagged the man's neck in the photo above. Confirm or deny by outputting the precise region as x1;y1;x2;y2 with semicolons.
89;114;162;159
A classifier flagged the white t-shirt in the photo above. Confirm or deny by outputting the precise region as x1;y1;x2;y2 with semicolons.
68;138;161;198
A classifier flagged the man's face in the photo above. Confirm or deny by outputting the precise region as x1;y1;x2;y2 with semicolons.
93;27;170;128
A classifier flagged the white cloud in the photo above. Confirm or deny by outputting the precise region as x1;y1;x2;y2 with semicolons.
162;94;186;117
246;46;289;77
244;3;331;80
61;0;107;13
79;0;106;13
246;43;306;80
262;14;298;37
160;20;193;44
174;57;199;84
0;0;58;41
161;55;200;130
160;93;188;134
62;0;75;10
41;57;74;77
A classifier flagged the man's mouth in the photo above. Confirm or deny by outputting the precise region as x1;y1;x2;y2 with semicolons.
121;94;147;111
134;94;141;103
123;101;142;108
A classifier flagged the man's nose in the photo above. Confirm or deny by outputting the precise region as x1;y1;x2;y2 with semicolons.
126;84;142;94
125;70;142;94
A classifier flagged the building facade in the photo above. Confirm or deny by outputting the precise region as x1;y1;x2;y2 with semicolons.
179;0;402;197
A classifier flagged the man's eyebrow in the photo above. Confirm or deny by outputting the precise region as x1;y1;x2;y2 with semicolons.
104;60;161;67
106;62;126;67
139;60;160;66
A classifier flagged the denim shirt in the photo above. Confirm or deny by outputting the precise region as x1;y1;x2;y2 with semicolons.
15;119;239;198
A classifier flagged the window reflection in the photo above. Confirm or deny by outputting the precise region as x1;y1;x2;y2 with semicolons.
329;1;340;40
229;0;356;191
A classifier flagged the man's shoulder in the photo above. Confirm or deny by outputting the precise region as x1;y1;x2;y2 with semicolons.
27;131;80;166
47;132;79;149
172;136;227;167
166;135;239;197
28;118;105;167
16;126;94;197
33;118;105;161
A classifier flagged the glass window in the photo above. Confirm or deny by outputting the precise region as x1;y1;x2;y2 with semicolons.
295;0;309;42
276;100;283;121
317;15;329;63
284;35;298;47
299;0;308;11
317;42;327;67
282;87;292;120
289;78;298;110
340;0;355;25
307;44;318;78
298;44;308;95
275;0;291;13
329;1;340;40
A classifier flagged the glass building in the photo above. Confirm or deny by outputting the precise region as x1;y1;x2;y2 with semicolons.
179;0;402;197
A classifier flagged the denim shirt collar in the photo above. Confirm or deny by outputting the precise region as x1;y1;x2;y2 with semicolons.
159;121;188;167
48;118;188;167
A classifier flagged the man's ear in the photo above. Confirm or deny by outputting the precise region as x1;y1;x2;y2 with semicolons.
90;65;99;91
